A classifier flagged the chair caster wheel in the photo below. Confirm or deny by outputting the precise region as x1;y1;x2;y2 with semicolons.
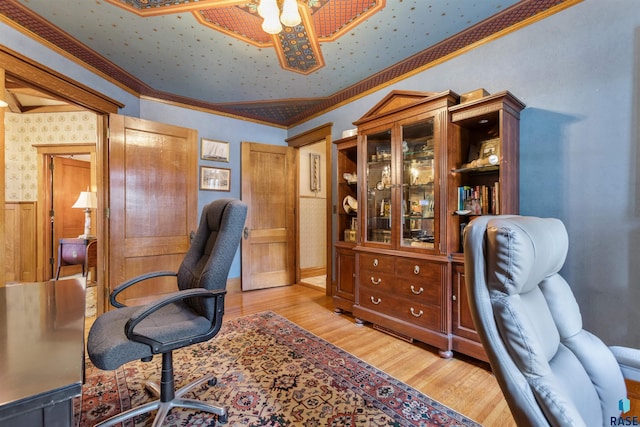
208;377;217;386
218;413;228;424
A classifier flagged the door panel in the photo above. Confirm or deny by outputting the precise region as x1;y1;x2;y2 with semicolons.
108;114;197;302
241;142;295;290
52;157;91;278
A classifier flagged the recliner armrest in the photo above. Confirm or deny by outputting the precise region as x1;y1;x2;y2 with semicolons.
610;346;640;382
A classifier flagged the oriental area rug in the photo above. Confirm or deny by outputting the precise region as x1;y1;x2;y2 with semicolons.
75;311;480;427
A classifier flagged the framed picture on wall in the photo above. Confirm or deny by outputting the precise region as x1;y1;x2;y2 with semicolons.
200;166;231;191
310;153;321;192
201;138;230;162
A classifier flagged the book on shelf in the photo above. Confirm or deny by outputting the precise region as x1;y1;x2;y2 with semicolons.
457;183;500;215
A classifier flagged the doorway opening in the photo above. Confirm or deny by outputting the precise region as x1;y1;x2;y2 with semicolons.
284;123;333;295
36;143;98;317
298;141;327;291
47;154;94;276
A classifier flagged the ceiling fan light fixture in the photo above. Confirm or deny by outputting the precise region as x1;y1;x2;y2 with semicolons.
262;12;283;34
280;0;301;27
256;0;271;18
258;0;282;34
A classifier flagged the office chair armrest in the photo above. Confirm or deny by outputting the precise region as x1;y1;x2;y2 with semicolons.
124;288;227;353
610;346;640;382
110;271;178;308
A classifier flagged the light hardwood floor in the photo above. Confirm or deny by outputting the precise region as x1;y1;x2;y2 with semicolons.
224;284;516;426
85;282;640;426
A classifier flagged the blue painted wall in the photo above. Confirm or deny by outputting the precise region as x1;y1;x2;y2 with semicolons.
2;0;638;346
291;0;640;347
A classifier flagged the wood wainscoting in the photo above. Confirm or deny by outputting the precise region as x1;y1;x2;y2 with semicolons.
4;202;37;284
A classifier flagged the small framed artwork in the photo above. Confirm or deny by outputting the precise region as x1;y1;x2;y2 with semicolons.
200;166;231;191
201;138;230;162
310;153;321;192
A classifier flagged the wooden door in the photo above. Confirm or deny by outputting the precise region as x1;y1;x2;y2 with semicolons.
241;142;295;290
108;114;198;303
51;157;91;278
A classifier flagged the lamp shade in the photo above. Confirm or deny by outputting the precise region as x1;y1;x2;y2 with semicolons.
72;191;97;209
280;0;301;27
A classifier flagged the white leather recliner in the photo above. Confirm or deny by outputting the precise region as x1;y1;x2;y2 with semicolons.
463;215;640;426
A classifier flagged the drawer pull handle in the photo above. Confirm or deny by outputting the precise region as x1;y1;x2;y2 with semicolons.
371;296;382;305
373;258;379;267
413;265;420;275
410;285;424;295
410;307;424;318
370;277;381;285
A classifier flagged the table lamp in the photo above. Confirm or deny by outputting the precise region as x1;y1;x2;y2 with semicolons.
72;188;97;239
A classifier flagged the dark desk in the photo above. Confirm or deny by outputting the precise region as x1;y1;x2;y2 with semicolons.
0;279;85;427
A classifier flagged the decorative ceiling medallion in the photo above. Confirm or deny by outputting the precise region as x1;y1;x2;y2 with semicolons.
278;25;320;74
106;0;384;73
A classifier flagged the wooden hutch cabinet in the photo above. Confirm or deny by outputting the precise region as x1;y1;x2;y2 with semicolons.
331;88;525;361
351;90;459;358
333;135;358;314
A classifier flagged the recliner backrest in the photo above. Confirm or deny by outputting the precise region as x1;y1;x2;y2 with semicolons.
464;215;625;426
177;198;247;320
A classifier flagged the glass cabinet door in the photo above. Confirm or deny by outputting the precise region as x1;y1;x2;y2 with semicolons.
364;129;392;245
400;118;436;249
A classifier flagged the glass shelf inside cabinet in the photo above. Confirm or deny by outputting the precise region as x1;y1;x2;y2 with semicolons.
365;129;392;245
401;118;435;249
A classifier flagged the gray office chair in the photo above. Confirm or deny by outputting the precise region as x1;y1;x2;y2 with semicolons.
87;198;247;426
463;215;640;426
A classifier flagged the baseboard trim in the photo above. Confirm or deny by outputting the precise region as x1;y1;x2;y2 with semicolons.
300;266;326;279
227;277;241;293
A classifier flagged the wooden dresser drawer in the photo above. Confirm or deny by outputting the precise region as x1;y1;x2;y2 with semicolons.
358;253;394;273
359;270;396;293
359;272;440;307
359;287;442;330
396;258;442;280
394;259;444;306
392;277;441;306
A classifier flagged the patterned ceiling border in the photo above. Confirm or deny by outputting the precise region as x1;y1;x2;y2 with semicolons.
0;0;579;127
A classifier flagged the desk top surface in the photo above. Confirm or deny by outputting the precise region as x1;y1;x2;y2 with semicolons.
0;279;85;414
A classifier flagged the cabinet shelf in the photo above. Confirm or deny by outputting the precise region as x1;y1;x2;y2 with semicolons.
452;211;477;217
367;159;392;166
452;165;499;174
403;153;434;161
402;182;434;188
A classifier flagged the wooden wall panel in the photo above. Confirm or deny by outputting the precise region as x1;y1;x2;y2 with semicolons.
4;202;37;283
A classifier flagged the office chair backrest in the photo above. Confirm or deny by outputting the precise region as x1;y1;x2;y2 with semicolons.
177;198;247;320
463;215;626;426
